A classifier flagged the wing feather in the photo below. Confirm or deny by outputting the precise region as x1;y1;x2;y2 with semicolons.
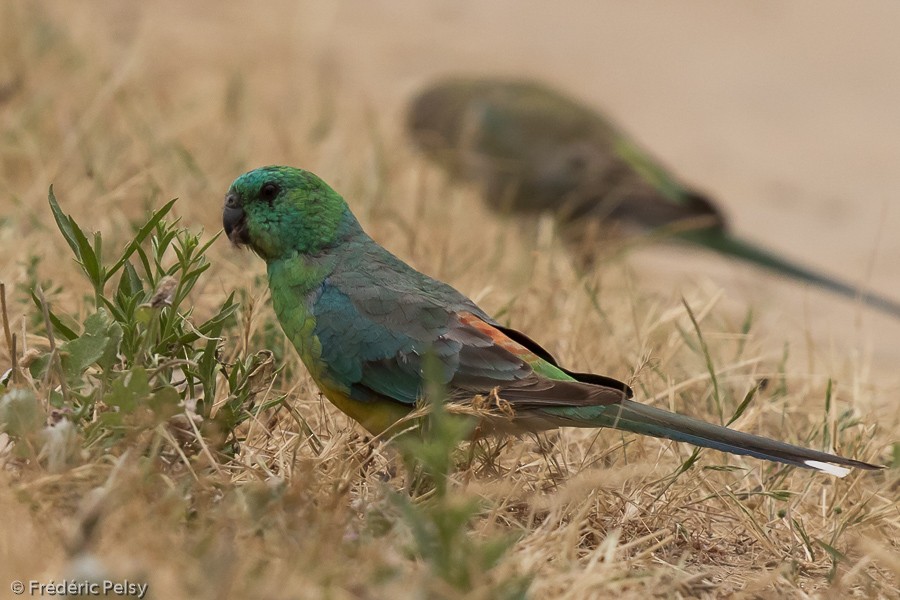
313;275;630;411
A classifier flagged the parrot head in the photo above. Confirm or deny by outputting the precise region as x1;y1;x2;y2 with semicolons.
223;166;348;261
406;79;488;161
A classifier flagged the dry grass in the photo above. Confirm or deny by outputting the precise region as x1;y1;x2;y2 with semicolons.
0;3;898;599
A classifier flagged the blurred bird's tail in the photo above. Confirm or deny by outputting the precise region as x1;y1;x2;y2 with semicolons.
562;399;882;477
678;228;900;319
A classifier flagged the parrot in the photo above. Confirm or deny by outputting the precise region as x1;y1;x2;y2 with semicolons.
223;165;881;477
406;77;900;319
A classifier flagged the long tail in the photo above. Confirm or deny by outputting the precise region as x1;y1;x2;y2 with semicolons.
562;399;882;476
678;228;900;319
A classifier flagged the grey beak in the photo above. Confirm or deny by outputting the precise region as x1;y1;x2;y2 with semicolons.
223;192;249;245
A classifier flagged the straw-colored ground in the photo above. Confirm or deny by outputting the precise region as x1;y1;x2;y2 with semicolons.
1;3;898;599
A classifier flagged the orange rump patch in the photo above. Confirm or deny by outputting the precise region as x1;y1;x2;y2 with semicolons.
457;312;540;362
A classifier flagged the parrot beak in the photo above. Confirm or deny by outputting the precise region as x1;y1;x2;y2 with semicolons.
223;192;250;246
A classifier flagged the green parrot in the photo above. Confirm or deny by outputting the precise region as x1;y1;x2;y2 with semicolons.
223;165;881;477
407;77;900;318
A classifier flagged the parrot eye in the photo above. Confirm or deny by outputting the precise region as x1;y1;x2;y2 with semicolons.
260;182;279;202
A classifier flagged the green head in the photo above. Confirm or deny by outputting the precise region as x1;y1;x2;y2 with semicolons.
223;166;349;261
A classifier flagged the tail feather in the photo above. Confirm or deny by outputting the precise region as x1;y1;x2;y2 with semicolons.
678;229;900;319
552;399;882;476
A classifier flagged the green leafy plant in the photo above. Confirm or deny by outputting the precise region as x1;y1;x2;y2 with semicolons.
381;355;530;599
7;188;272;457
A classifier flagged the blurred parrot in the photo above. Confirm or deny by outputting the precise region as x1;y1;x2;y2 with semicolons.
406;77;900;318
223;165;881;476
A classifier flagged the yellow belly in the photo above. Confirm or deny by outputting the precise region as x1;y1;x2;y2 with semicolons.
317;382;413;436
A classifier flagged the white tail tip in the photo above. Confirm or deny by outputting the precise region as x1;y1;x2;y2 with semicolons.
804;460;851;478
